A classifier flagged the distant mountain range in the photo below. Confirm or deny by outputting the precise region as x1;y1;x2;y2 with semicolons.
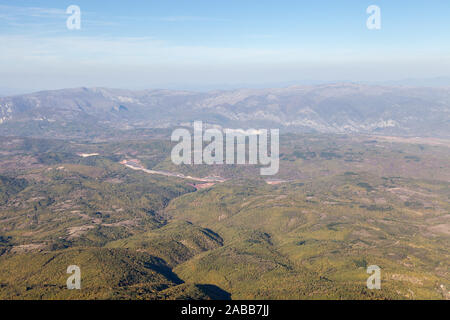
0;83;449;138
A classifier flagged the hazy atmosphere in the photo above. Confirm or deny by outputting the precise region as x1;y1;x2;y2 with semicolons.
1;0;450;94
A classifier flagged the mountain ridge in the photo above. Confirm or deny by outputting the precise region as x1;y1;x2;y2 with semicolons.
0;83;449;138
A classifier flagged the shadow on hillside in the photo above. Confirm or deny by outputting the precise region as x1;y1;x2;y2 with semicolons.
203;228;224;244
196;284;232;300
144;259;184;285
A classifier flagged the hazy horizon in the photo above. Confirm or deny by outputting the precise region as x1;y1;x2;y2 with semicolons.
1;1;450;93
3;77;450;97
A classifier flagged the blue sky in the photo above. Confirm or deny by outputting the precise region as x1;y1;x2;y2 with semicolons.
1;0;449;92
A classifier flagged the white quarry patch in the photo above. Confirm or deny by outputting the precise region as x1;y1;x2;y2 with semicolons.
225;128;265;135
377;119;398;128
360;119;399;130
116;96;135;103
5;103;12;113
78;153;100;158
0;115;11;124
324;118;399;133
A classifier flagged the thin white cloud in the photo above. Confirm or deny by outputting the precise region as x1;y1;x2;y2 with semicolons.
1;34;449;69
0;4;119;33
157;16;229;22
0;31;449;91
0;35;286;65
0;5;66;18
